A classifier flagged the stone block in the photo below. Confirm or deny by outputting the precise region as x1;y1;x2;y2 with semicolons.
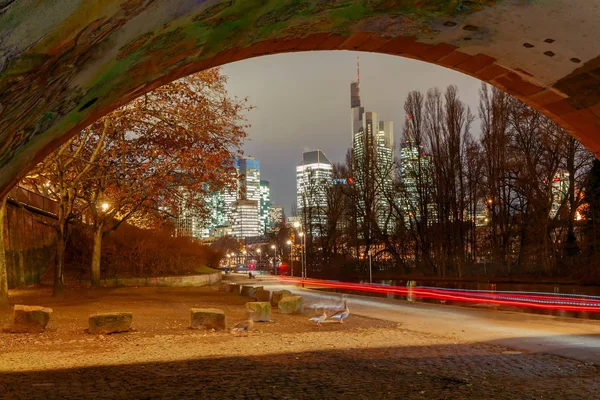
278;295;304;315
254;289;271;302
190;308;226;330
7;305;53;333
240;285;262;297
271;290;292;307
245;302;271;322
218;282;229;292
88;312;133;335
225;283;239;293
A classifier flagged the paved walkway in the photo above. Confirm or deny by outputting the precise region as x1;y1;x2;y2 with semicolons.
255;275;600;364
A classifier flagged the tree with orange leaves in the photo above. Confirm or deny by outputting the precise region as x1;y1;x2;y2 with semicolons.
24;69;250;290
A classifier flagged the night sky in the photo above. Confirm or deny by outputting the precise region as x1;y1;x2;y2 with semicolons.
222;51;485;216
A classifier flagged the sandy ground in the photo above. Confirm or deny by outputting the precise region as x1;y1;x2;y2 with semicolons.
0;284;599;399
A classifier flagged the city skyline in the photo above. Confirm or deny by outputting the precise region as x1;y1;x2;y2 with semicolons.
222;51;483;215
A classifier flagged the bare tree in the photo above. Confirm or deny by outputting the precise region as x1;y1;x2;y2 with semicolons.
479;84;518;272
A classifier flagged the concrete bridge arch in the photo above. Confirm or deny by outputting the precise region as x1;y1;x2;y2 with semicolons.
0;0;599;197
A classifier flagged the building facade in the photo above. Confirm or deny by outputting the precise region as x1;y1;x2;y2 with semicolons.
176;156;270;240
296;150;333;233
269;205;284;230
233;199;261;238
259;180;271;234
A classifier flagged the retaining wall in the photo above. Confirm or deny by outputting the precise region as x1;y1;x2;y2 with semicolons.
61;272;222;288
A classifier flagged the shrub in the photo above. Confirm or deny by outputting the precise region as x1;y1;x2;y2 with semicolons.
66;224;221;279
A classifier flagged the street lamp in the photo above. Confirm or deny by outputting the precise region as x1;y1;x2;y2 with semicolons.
101;202;109;212
298;232;305;280
271;244;276;274
287;240;293;277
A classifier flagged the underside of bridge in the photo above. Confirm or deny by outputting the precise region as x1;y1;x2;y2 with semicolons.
0;0;599;197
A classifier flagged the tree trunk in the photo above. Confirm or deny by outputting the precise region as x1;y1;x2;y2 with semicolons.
0;195;9;306
91;223;104;287
54;223;66;297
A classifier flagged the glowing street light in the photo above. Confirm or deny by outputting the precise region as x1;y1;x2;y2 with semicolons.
298;232;306;280
271;244;277;274
287;240;293;277
101;202;109;212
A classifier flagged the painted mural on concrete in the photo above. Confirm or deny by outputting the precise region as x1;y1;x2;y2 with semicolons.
0;0;598;196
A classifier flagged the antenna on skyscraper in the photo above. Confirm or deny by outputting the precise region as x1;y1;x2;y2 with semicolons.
357;56;360;94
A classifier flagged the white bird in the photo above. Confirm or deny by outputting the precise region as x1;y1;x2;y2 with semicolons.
331;300;350;324
231;310;255;336
309;310;327;327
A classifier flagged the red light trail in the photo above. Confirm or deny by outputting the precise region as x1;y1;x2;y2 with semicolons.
276;276;600;313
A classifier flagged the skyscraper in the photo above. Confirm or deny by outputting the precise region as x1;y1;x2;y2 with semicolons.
550;171;569;219
399;115;435;224
259;180;271;234
350;58;395;232
233;199;260;238
351;57;365;153
269;205;284;229
238;156;261;204
173;185;227;239
188;156;269;240
223;161;240;226
296;150;333;232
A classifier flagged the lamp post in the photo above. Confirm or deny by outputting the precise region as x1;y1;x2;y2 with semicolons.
287;240;293;277
256;248;261;272
242;250;247;267
271;244;276;274
368;250;372;284
298;232;305;280
294;221;306;280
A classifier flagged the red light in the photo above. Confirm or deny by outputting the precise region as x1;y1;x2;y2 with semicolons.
348;177;353;183
249;264;255;269
274;277;600;313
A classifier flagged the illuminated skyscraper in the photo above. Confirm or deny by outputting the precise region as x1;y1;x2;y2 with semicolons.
350;58;395;232
259;180;271;234
269;205;284;230
296;150;333;231
238;157;261;204
191;156;269;240
399;115;434;224
233;199;260;238
550;171;569;219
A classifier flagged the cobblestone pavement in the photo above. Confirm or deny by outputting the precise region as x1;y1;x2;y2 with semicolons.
1;342;599;399
1;286;599;399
